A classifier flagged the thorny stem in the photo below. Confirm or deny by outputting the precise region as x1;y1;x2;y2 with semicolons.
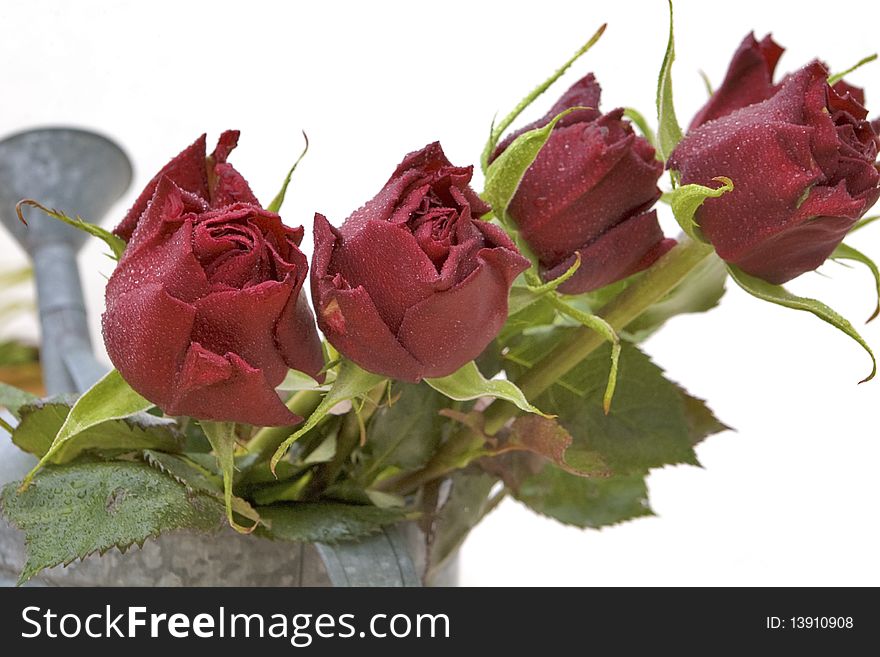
380;238;714;495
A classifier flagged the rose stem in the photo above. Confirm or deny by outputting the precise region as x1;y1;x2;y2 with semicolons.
244;389;324;462
305;383;387;497
382;237;714;494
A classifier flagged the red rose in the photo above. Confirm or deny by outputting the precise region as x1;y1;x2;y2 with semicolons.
669;63;880;283
689;32;784;129
493;75;674;294
102;132;324;426
311;142;529;382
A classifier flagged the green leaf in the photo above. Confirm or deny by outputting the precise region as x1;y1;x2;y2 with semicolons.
425;360;546;417
831;242;880;322
20;369;154;489
513;465;652;529
426;470;498;580
483;106;586;226
480;22;606;172
11;396;182;462
664;177;734;241
728;264;876;383
0;381;37;418
828;53;878;85
17;199;126;260
359;383;448;484
504;414;609;477
655;0;683;162
143;449;260;524
201;421;258;534
529;342;699;473
256;502;408;544
271;359;385;472
623;107;657;149
0;461;224;584
677;390;731;446
625;253;728;341
266;132;309;214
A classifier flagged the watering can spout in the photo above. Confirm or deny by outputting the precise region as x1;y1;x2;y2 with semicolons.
0;128;132;394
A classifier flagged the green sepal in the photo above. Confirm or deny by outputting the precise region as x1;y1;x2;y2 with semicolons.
480;23;606;173
484;106;587;232
17;199;126;260
831;242;880;322
425;360;546;418
270;359;385;473
727;264;876;382
623;107;657;150
664;176;734;241
655;0;684;163
828;53;877;85
266;132;309;214
200;421;259;534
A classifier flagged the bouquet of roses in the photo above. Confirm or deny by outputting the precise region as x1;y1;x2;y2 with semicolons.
1;2;878;585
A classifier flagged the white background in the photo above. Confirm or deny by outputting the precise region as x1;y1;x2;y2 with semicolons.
1;0;878;586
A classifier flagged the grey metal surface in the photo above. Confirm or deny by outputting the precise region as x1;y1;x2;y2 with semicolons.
0;127;440;587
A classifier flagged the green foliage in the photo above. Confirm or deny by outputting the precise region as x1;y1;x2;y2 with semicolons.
17;199;126;260
256;502;409;544
20;369;155;488
0;381;38;418
480;22;606;172
426;470;498;579
830;242;880;322
11;395;182;462
425;360;545;417
656;0;683;162
359;382;448;484
271;359;385;472
201;421;259;533
514;465;653;529
1;461;224;584
625;254;728;341
266;132;309;213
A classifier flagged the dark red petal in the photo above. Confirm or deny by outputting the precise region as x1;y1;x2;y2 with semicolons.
328;218;440;332
114;134;210;241
316;280;425;382
542;212;674;293
397;246;527;378
689;33;784;129
101;283;196;411
510;115;662;267
191;282;296;387
274;291;326;380
167;345;300;426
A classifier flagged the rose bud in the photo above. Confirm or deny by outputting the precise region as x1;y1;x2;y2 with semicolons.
493;74;674;294
103;133;324;426
668;62;880;284
689;32;784;129
312;142;529;382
